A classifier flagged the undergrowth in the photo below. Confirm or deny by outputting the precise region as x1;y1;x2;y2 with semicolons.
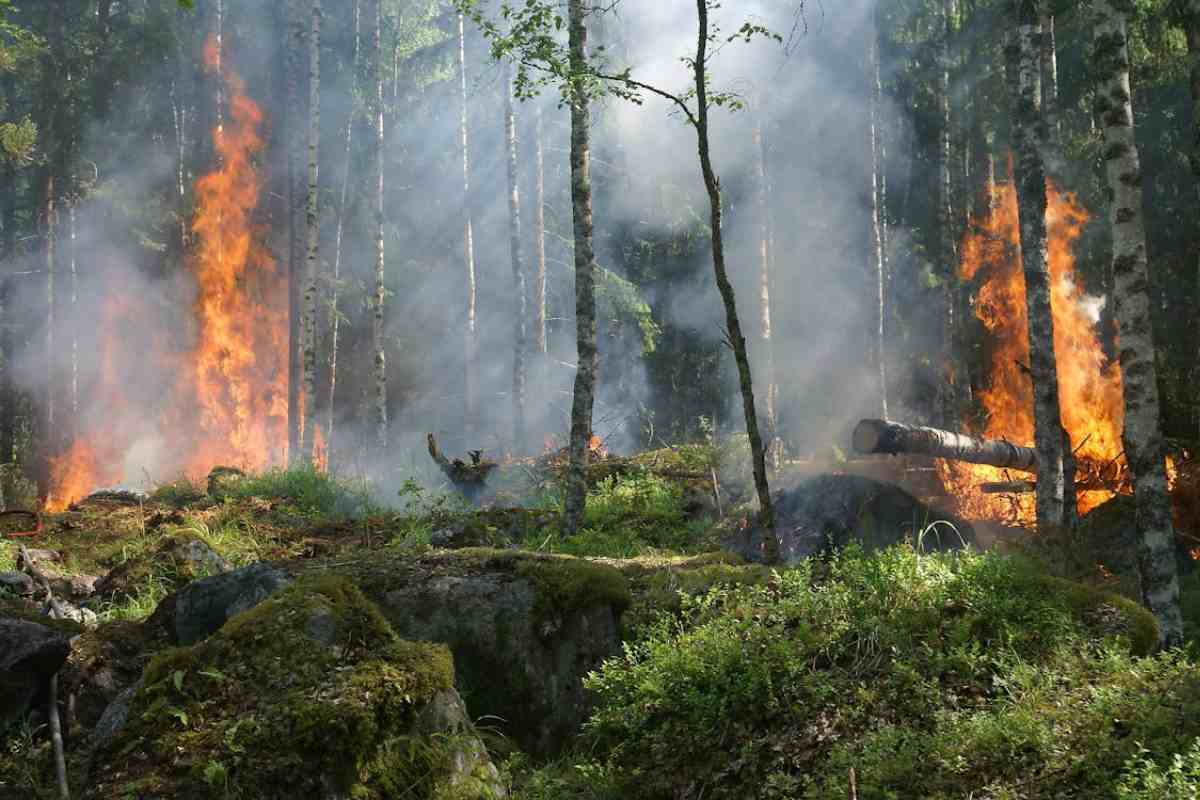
510;545;1194;800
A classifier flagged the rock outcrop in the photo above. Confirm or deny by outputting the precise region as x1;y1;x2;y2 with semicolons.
86;575;504;800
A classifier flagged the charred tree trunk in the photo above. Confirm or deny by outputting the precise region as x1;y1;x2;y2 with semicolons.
868;32;888;422
693;0;775;550
1093;0;1183;646
1010;1;1067;532
369;0;387;449
328;0;361;452
562;0;600;537
504;63;528;455
458;13;480;439
853;418;1038;471
300;0;322;464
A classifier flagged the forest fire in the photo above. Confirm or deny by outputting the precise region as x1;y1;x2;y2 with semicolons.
45;41;287;510
939;178;1125;524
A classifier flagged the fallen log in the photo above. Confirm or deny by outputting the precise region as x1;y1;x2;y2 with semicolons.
853;419;1037;472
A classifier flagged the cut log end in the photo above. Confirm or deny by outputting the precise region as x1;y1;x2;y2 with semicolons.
851;419;888;455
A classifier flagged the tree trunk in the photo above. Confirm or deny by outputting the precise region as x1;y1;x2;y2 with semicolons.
693;0;775;552
44;177;56;456
1039;11;1066;179
300;0;322;464
753;113;783;467
1012;0;1066;532
938;0;958;426
458;13;479;439
1093;0;1183;646
67;201;77;424
534;103;548;362
94;0;114;121
868;32;888;422
328;0;360;454
853;418;1038;471
370;0;387;449
504;63;528;455
286;0;306;464
1182;1;1200;439
562;0;600;537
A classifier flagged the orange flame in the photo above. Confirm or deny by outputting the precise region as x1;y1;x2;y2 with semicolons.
46;40;288;510
313;424;328;473
940;175;1125;523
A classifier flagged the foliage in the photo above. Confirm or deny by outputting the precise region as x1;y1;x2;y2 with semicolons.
1117;738;1200;800
218;466;374;517
571;545;1183;799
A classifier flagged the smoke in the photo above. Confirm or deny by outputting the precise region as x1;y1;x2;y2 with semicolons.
7;0;937;505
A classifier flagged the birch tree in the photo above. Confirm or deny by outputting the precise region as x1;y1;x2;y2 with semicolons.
301;0;321;464
868;27;888;422
1176;1;1200;437
1011;0;1067;532
369;0;387;450
285;0;307;462
504;62;528;455
458;12;479;439
328;0;361;450
1093;0;1183;646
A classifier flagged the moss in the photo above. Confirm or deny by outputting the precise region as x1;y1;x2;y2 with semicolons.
1038;575;1160;656
610;553;770;634
90;574;459;800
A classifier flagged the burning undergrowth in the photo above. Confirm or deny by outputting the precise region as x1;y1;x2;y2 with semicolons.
46;40;288;510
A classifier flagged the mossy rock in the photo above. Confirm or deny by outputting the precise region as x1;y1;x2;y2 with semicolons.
302;549;629;757
93;536;231;606
61;617;174;734
603;551;772;634
206;466;247;501
86;575;501;799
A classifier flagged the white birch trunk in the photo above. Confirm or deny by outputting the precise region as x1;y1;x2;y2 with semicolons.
300;0;321;464
1093;0;1183;646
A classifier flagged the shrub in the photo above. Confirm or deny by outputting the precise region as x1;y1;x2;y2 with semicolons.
579;546;1194;800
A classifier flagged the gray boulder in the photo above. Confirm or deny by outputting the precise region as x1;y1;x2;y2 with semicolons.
725;474;975;565
0;571;34;597
0;613;82;728
173;562;292;645
324;549;630;757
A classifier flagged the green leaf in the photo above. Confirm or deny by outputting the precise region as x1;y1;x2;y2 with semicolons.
172;669;185;693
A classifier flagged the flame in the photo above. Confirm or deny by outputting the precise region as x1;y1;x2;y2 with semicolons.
589;435;608;459
313;424;328;473
46;40;288;510
940;174;1125;523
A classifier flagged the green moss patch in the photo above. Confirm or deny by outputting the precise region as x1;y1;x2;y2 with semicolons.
88;575;459;800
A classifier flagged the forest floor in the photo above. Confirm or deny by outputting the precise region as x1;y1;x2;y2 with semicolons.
3;447;1200;798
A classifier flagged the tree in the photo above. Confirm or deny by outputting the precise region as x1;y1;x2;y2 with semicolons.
937;0;958;425
327;0;361;452
561;0;600;536
458;12;479;440
1093;0;1183;646
1010;0;1067;532
868;21;888;422
1175;1;1200;438
504;62;528;455
285;0;307;462
369;0;387;450
300;0;321;464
